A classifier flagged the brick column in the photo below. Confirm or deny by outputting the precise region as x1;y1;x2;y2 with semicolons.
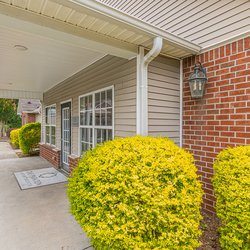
68;155;80;174
183;37;250;213
39;143;61;169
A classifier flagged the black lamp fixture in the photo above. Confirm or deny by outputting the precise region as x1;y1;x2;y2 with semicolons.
188;62;207;98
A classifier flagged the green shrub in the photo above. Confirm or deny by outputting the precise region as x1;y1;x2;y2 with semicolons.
10;129;20;148
213;146;250;250
68;136;203;250
19;122;41;154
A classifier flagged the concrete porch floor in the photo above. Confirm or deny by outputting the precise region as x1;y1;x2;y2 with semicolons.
0;142;93;250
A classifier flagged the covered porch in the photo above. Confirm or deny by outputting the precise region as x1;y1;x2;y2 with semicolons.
0;0;200;172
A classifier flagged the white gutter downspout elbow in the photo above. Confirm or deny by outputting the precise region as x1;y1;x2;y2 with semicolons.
136;37;163;136
144;37;163;66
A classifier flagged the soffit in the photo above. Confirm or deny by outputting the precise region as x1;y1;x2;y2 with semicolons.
0;0;200;58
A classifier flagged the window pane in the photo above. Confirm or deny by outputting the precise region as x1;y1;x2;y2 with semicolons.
80;95;92;112
108;129;112;140
107;108;112;126
107;89;112;108
80;97;85;111
85;111;92;126
47;108;51;124
81;128;92;143
88;95;92;110
46;126;50;143
81;142;87;152
81;142;92;153
80;127;93;153
80;111;92;126
51;126;56;145
95;129;102;144
103;129;107;142
101;91;105;108
81;128;86;142
51;107;56;125
80;112;85;126
95;109;101;126
95;93;100;109
101;110;106;126
45;108;48;124
95;129;112;145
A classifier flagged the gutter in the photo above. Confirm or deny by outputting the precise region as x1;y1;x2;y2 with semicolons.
59;0;201;53
136;37;163;136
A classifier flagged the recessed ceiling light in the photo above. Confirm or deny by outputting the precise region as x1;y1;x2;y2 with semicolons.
14;45;28;51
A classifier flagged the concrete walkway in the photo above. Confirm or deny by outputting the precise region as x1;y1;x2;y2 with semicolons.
0;141;17;159
0;142;93;250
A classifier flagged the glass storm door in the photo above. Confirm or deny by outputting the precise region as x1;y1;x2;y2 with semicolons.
61;102;71;171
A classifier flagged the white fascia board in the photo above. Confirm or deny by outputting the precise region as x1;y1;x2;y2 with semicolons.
0;4;137;60
66;0;201;53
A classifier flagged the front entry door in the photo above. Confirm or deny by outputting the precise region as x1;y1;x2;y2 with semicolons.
61;102;71;172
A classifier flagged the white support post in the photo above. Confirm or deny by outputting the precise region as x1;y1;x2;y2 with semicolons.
136;37;163;136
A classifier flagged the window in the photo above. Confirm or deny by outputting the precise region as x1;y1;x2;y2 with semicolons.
79;87;113;153
45;105;56;145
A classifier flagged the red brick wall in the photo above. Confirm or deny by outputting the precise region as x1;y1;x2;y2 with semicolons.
183;37;250;213
68;155;80;174
27;113;36;123
22;113;36;125
39;143;61;169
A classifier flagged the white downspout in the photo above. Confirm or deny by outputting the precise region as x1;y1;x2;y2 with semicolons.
180;59;183;147
136;37;163;136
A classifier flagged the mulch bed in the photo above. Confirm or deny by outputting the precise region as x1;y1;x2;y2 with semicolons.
198;210;221;250
8;141;40;158
15;150;40;158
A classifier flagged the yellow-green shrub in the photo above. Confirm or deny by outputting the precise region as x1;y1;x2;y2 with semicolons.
19;122;41;154
213;146;250;250
68;136;203;250
10;129;20;148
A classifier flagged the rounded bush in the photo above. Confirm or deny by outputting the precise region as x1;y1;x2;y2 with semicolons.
19;122;41;154
7;128;17;138
10;129;20;148
68;136;203;250
213;146;250;250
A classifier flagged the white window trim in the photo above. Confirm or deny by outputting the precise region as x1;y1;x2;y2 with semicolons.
45;104;56;146
78;86;114;156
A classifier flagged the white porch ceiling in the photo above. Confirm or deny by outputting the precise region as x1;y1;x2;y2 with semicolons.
0;19;106;96
0;0;201;100
0;0;200;57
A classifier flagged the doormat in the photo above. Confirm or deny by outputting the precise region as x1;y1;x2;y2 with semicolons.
14;167;68;190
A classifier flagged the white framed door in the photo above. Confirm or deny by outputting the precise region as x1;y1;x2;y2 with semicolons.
61;102;71;172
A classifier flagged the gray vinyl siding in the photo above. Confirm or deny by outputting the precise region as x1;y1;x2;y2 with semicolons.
148;56;180;144
43;55;136;156
98;0;250;48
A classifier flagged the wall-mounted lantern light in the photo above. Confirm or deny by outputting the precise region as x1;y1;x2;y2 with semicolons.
188;62;207;98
